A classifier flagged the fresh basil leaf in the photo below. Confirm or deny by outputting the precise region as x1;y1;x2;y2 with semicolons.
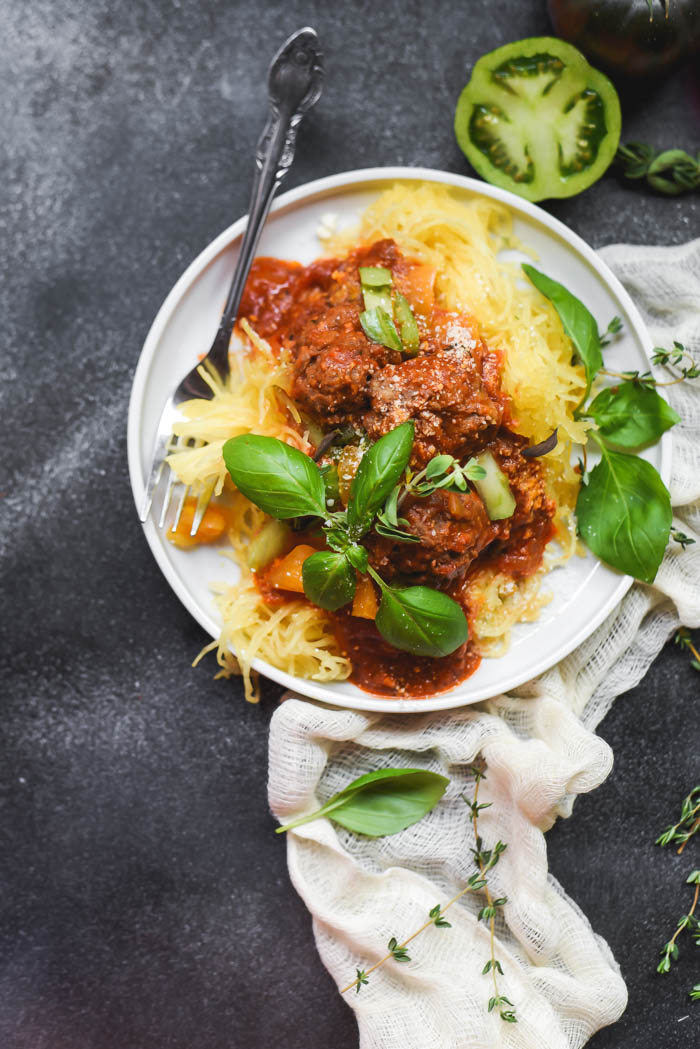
348;422;414;532
576;442;672;583
375;585;468;658
522;264;602;401
302;551;356;611
223;435;326;519
383;485;401;527
374;519;421;543
586;382;679;449
276;767;449;837
324;528;348;553
345;544;369;573
463;459;487;480
360;306;403;353
425;454;455;480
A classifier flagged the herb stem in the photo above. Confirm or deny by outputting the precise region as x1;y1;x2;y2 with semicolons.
669;881;699;951
338;881;479;995
677;808;700;856
471;775;500;1004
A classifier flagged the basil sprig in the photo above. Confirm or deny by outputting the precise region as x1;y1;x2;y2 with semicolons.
348;421;414;532
522;264;677;584
275;767;449;837
223;423;468;659
522;264;602;409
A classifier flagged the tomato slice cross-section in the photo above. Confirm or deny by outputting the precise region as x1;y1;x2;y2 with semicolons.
455;37;621;202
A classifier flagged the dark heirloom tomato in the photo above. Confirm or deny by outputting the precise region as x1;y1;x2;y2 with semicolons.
454;37;621;202
548;0;700;79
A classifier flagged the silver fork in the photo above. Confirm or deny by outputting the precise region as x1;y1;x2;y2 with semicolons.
139;27;324;535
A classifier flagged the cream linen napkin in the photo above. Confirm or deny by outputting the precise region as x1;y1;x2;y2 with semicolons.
267;238;700;1049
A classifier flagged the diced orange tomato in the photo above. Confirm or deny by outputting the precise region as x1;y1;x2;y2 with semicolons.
168;498;228;549
351;573;378;620
397;264;436;317
265;544;317;593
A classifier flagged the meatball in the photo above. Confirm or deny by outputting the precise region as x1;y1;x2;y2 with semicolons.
367;488;498;586
363;345;504;466
291;303;400;424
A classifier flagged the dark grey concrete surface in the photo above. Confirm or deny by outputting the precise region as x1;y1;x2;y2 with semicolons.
1;2;698;1047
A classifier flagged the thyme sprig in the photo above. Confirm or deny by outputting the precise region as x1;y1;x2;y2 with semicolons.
601;341;700;390
657;786;700;854
465;764;516;1023
674;629;700;673
615;142;700;196
341;763;517;1023
657;872;700;980
656;789;700;1000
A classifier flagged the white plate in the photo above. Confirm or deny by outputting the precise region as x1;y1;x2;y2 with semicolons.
128;167;671;713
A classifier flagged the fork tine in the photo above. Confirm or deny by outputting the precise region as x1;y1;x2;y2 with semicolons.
190;480;216;536
171;483;190;533
139;431;173;522
157;465;178;529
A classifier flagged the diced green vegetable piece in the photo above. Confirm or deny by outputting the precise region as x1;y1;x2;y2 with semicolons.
360;306;403;353
321;463;341;508
359;266;392;287
393;293;420;356
246;519;293;571
362;285;393;313
472;451;516;520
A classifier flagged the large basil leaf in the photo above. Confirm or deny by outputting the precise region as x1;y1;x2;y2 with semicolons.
586;381;679;449
576;444;672;583
302;551;356;611
223;434;326;519
347;422;414;532
522;264;602;400
375;584;468;658
276;767;449;837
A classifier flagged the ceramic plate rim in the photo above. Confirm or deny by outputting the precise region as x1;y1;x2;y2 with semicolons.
127;166;671;713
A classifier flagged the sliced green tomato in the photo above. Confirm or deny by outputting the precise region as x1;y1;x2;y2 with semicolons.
359;266;392;286
472;451;516;521
362;285;393;313
454;37;621;202
393;293;420;356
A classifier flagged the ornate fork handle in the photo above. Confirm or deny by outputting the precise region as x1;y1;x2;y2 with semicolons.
202;29;324;383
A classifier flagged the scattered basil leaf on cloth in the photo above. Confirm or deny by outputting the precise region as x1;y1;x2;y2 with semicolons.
302;550;356;611
576;441;672;583
275;767;450;837
522;263;602;402
223;434;326;519
373;580;469;658
347;421;414;532
586;381;680;448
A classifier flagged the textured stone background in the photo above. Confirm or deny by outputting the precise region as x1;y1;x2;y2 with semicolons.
1;2;698;1047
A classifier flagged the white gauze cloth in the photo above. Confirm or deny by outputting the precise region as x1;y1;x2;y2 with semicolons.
267;238;700;1049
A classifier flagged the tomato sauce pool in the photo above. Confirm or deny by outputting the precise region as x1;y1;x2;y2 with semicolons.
332;613;481;697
